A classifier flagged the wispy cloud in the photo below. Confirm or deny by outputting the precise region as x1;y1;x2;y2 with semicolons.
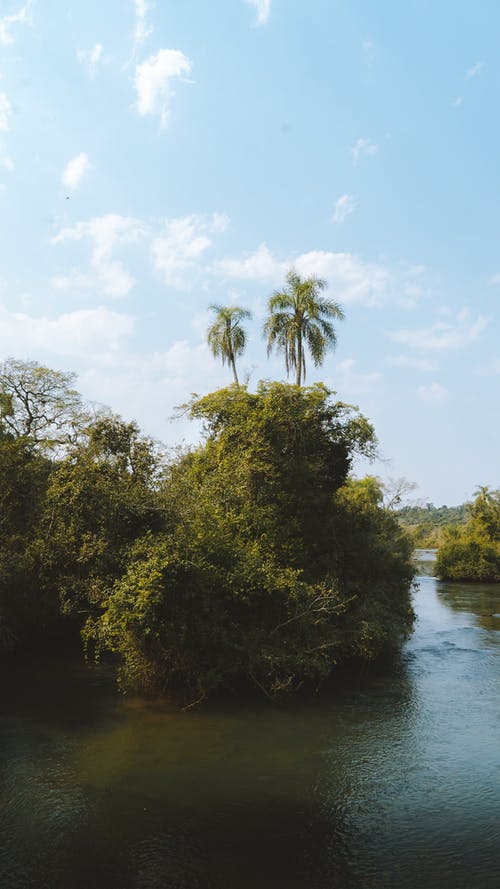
62;153;91;193
245;0;270;26
134;49;192;128
52;214;147;298
0;93;13;172
452;96;463;108
386;354;436;372
0;93;11;133
467;61;484;78
77;43;105;76
362;39;375;65
0;0;32;46
418;382;448;403
332;194;357;224
351;137;378;166
335;358;381;395
388;311;488;351
0;303;134;358
152;213;229;288
132;0;154;56
215;244;390;306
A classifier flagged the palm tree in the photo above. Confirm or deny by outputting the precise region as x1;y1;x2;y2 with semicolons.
263;270;344;386
207;304;252;385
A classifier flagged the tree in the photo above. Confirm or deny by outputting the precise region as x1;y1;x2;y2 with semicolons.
264;270;344;386
436;486;500;582
37;416;166;617
207;304;251;385
0;359;89;451
85;383;414;702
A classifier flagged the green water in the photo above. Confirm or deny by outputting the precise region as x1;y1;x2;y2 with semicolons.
1;553;499;888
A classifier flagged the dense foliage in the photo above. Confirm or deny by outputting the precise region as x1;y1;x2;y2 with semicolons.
85;383;414;700
0;361;415;702
397;502;468;547
436;487;500;582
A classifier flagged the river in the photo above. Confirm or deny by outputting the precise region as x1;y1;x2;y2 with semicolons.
1;551;499;888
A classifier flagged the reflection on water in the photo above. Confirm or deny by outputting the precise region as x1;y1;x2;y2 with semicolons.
1;573;499;888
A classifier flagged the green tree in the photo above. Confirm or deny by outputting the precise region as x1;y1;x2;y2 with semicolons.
207;304;252;385
436;486;500;582
0;359;90;451
0;431;53;650
37;417;165;617
264;270;344;386
85;384;414;702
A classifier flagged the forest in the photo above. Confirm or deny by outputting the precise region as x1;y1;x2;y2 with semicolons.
1;273;496;703
0;273;417;702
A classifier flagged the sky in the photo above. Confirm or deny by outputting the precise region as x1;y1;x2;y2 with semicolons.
0;0;499;505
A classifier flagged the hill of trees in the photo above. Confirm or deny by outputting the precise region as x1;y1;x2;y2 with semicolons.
396;503;468;547
0;360;415;703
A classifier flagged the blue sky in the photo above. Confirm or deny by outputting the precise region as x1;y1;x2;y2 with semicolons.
0;0;499;504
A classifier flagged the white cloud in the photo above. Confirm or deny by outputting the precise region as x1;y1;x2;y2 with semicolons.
152;213;229;288
77;43;105;75
488;273;500;285
133;0;154;54
351;137;378;165
134;49;192;128
0;304;134;358
0;153;13;172
52;214;147;298
362;39;375;64
335;358;381;394
386;354;436;372
62;153;91;193
467;61;484;78
0;1;32;46
215;243;280;281
51;271;94;293
78;338;229;444
0;93;11;133
332;194;357;224
418;382;448;403
452;96;463;107
388;312;488;351
215;244;390;306
245;0;270;26
0;93;13;173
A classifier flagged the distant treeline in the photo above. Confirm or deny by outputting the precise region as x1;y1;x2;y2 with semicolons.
396;503;468;547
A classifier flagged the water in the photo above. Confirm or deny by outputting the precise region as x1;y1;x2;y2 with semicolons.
1;553;499;888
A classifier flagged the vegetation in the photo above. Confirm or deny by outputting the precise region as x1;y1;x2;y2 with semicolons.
84;384;414;700
0;359;415;702
263;270;344;386
397;502;468;548
207;304;252;385
436;487;500;582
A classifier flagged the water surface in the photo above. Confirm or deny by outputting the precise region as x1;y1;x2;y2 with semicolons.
1;557;499;888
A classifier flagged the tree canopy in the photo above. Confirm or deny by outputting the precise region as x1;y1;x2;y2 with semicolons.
436;486;500;582
85;383;414;701
0;360;415;705
207;304;251;385
0;359;90;451
264;270;344;385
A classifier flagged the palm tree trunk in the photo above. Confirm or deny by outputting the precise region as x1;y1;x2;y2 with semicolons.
230;353;239;386
296;329;302;386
